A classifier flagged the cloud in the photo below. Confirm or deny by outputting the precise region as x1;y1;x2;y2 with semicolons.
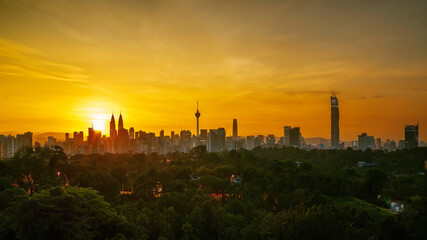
0;38;89;83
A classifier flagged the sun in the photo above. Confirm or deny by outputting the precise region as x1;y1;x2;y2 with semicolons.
89;112;109;132
92;119;105;132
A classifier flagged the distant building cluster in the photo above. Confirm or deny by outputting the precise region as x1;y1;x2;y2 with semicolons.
350;124;419;151
60;113;199;155
0;97;423;158
0;132;33;158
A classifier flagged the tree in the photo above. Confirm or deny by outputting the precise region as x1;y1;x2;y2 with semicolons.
12;187;137;240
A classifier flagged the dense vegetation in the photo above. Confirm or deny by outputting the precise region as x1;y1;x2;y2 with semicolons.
0;146;426;240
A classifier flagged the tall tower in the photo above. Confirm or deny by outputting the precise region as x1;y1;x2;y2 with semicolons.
404;123;419;149
331;92;340;149
118;113;124;130
195;102;201;139
110;113;117;137
233;119;238;140
284;126;291;146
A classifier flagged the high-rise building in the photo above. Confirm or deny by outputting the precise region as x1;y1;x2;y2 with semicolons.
266;135;275;147
16;132;32;150
358;133;375;151
200;129;208;146
208;128;226;152
195;102;201;140
405;124;419;149
180;130;192;151
200;129;207;141
246;136;255;150
88;126;101;153
331;93;340;149
47;136;57;148
290;127;301;148
170;131;176;147
118;113;124;130
384;139;396;151
233;119;238;140
109;114;117;153
398;140;405;149
256;135;264;145
74;131;84;147
284;126;291;146
2;135;15;158
208;129;219;152
376;138;382;150
110;114;117;137
117;114;129;153
130;127;135;140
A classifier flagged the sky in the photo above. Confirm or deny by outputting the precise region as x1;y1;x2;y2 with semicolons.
0;0;426;141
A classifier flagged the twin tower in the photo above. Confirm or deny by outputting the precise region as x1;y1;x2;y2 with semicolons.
109;113;128;153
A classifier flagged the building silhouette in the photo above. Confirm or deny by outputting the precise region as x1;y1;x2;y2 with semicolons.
290;127;301;148
0;132;33;159
180;130;192;151
110;114;117;138
195;102;201;141
232;119;238;140
405;124;419;149
208;128;226;152
110;114;117;152
376;138;382;150
266;135;275;147
200;129;207;146
130;127;135;140
16;132;32;150
88;125;101;153
331;93;340;149
246;136;255;150
117;113;129;153
284;126;291;146
358;133;375;151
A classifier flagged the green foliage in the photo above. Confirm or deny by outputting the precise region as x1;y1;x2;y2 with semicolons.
0;146;426;239
3;186;137;240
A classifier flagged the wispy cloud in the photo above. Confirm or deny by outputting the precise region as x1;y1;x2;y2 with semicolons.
0;38;89;83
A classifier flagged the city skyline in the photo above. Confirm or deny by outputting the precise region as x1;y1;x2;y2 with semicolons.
1;0;426;141
1;106;420;158
0;98;424;143
0;100;423;145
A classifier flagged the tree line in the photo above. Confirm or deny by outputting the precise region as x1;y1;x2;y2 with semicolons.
0;145;426;240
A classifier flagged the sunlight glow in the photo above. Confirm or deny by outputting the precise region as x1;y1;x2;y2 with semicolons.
89;112;109;132
91;119;105;132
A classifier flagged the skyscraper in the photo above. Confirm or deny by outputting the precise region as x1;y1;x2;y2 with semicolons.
130;127;135;140
331;93;340;149
109;114;117;153
376;138;382;150
208;128;226;152
117;113;128;153
110;114;117;137
358;133;376;151
290;127;301;148
16;132;32;150
233;119;238;140
266;135;275;147
195;102;201;139
405;124;419;149
118;113;124;130
284;126;291;146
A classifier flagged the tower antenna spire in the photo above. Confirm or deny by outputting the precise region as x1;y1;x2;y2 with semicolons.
195;101;201;143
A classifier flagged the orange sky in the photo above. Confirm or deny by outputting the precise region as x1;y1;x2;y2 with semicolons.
0;0;426;141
